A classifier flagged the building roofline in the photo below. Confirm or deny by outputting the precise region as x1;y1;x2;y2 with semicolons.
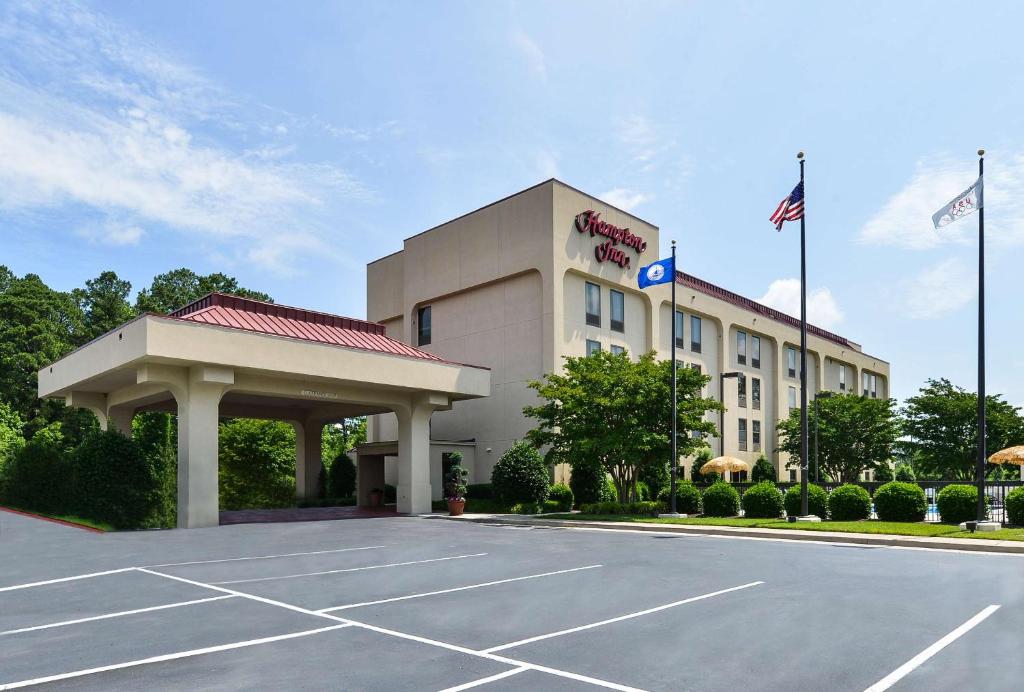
171;292;388;336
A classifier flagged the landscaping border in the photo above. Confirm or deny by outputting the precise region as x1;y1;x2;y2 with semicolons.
0;505;108;533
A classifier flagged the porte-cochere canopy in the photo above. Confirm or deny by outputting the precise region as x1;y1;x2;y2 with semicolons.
38;293;490;528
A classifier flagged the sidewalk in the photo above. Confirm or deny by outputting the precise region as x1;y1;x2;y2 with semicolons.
435;513;1024;555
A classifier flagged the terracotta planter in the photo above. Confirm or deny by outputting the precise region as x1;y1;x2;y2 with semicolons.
368;489;383;507
447;499;466;516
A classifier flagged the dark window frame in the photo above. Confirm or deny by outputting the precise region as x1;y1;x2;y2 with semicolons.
752;420;761;451
690;315;702;353
751;335;761;369
737;330;747;366
586;339;601;356
585;282;601;327
787;347;797;378
417;306;432;346
752;377;761;410
738;418;748;451
610;344;625;356
738;374;747;408
610;289;624;333
674;310;685;349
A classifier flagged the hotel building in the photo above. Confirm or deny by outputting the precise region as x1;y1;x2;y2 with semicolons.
365;179;890;493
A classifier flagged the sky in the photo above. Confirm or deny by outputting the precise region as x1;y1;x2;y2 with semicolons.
2;0;1023;406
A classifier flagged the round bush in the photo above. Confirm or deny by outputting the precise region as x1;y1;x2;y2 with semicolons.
328;454;356;499
569;459;606;505
751;456;777;484
936;484;982;525
702;481;740;517
71;430;160;528
742;482;784;518
491;442;550;505
894;463;916;482
4;438;68;514
828;484;871;521
548;483;574;511
1006;486;1024;526
783;483;828;518
657;480;702;514
874;481;927;522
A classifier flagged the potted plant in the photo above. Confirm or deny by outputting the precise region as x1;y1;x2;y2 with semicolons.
368;487;384;507
444;452;468;516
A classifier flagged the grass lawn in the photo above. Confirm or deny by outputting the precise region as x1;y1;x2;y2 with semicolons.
543;513;1024;542
1;505;114;531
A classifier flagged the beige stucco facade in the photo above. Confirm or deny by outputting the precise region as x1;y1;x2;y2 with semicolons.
367;179;890;481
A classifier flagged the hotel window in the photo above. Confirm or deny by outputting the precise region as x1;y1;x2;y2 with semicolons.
752;420;761;452
417;306;431;346
862;372;870;396
839;364;847;391
787;347;797;378
788;386;797;411
586;339;601;356
674;310;685;349
790;469;798;482
737;374;747;408
610;345;625;356
690;363;702;375
870;374;878;398
610;290;624;332
737;331;747;365
738;418;747;451
585;282;601;327
752;377;761;410
691;315;702;353
751;335;761;369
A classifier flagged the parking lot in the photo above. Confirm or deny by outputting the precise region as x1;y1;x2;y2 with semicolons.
1;509;1022;691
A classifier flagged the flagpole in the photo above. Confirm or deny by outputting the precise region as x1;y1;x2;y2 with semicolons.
670;239;679;515
976;149;986;523
798;151;810;517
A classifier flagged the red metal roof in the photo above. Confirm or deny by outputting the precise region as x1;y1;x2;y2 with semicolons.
677;271;853;349
167;293;445;362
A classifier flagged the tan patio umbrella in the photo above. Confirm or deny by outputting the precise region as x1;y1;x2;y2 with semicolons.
989;445;1024;466
701;456;751;475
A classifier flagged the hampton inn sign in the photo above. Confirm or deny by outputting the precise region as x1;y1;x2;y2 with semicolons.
574;210;648;268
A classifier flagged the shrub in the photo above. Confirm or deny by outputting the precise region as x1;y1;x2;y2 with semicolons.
569;459;606;505
328;454;357;499
635;481;651;502
541;499;562;513
71;430;160;528
874;481;927;522
548;483;574;511
828;484;871;521
578;501;660;516
1006;487;1024;526
894;463;916;482
639;460;670;501
603;474;618;502
936;484;983;525
4;438;68;514
218;419;295;510
691;448;719;483
702;481;740;517
656;480;702;514
467;483;493;499
751;455;777;484
492;442;550;505
784;483;828;519
384;484;397;503
509;502;541;515
874;462;894;482
742;482;784;518
444;453;468;501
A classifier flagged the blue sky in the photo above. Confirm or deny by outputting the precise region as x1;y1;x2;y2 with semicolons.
2;0;1023;406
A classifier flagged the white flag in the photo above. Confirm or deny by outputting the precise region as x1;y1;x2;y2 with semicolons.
932;176;984;229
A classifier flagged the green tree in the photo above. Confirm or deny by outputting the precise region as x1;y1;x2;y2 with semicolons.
322;418;367;464
72;271;135;342
218;418;296;510
900;379;1024;480
524;350;722;503
135;268;272;314
777;392;899;483
751;454;777;483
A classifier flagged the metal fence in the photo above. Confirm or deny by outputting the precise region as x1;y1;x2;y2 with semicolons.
694;480;1023;524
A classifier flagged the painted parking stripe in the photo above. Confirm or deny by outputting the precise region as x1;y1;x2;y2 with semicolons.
0;595;235;636
0;568;136;593
212;553;488;585
142;545;386;568
437;667;529;691
0;624;349;690
318;564;602;612
863;604;1001;692
483;581;765;653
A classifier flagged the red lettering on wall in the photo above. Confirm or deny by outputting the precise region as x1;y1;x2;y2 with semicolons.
574;210;647;267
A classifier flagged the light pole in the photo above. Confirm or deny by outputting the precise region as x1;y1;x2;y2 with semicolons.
813;391;835;484
720;372;741;463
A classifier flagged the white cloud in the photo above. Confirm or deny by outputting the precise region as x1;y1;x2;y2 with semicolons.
757;279;844;330
511;30;546;79
898;257;976;320
598;188;654;212
619;115;657;166
859;154;1024;249
76;221;144;246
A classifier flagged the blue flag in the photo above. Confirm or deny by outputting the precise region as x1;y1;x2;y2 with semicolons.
638;257;674;289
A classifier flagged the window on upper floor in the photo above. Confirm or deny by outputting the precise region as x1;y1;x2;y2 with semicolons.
839;364;847;391
752;378;761;410
751;335;761;369
737;374;747;408
753;420;761;451
691;315;702;353
417;306;431;346
738;418;748;451
610;289;624;333
788;386;797;411
611;344;625;356
870;374;878;398
862;372;870;396
586;339;601;356
674;310;685;349
790;469;798;482
787;347;797;378
737;331;747;366
585;282;601;327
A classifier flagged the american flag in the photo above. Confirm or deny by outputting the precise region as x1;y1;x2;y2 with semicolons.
770;181;804;231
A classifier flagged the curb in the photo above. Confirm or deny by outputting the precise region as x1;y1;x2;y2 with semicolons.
0;506;106;533
432;514;1024;555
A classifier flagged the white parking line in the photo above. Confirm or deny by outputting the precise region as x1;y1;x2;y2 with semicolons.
863;604;1001;692
0;595;235;637
212;553;488;585
0;624;350;690
143;545;386;568
0;568;136;593
318;564;602;612
482;581;765;653
437;667;529;691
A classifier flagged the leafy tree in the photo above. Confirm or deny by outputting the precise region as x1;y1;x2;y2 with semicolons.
894;463;916;482
900;379;1024;480
218;418;296;510
751;454;777;483
322;418;367;464
72;271;135;342
874;461;894;482
135;268;272;314
777;392;899;483
525;350;721;503
691;447;718;483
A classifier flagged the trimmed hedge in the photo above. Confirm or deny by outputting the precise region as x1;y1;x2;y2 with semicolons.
569;460;607;505
702;481;740;517
828;484;871;521
3;438;68;514
467;483;493;500
491;442;550;505
874;481;927;522
71;430;160;529
578;501;660;516
742;482;784;518
1006;486;1024;526
328;454;356;499
656;480;702;514
548;483;574;511
784;483;828;519
936;484;982;525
